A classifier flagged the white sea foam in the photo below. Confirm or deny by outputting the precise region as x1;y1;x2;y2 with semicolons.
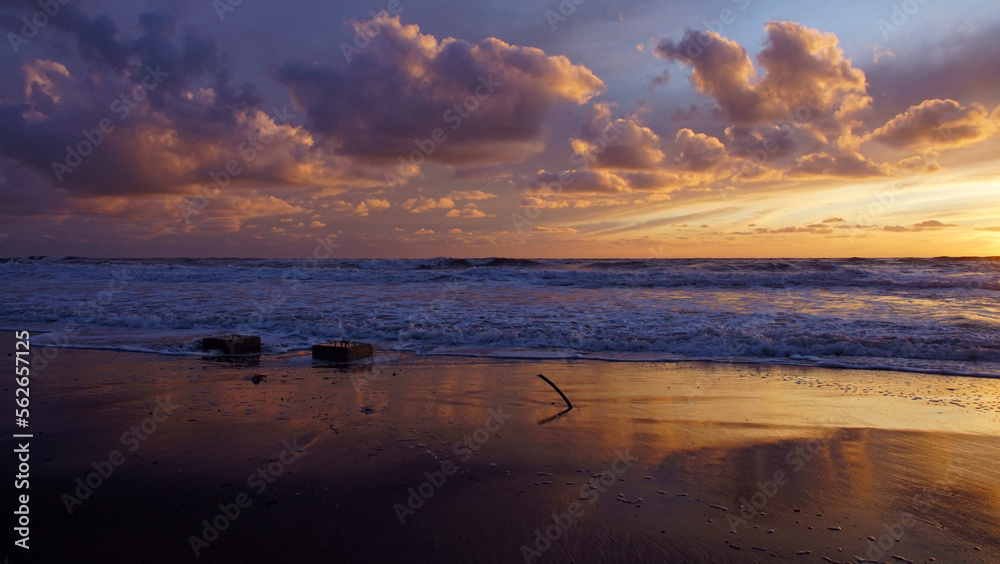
1;257;997;376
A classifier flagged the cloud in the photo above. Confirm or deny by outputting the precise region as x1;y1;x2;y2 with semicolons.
975;226;1000;232
643;21;1000;186
673;128;726;171
445;205;492;218
328;201;355;213
883;220;958;232
353;198;390;216
279;14;604;168
0;8;606;228
534;106;732;198
0;2;130;68
732;225;834;235
656;21;869;132
451;164;515;180
570;104;666;171
0;11;381;204
823;217;845;223
648;69;671;88
870;99;1000;150
893;155;942;174
570;198;633;208
532;226;578;233
792;151;887;178
447;190;497;201
866;23;1000;117
722;124;799;163
533;169;633;194
655;29;760;122
520;196;570;209
913;220;955;230
401;197;455;213
181;194;306;232
644;21;933;186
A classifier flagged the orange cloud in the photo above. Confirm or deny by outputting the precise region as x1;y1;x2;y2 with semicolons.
402;197;455;213
871;99;1000;150
281;15;604;168
673;129;727;171
353;198;390;216
532;226;578;233
570;104;665;171
445;205;492;218
656;21;869;132
883;220;958;232
447;190;497;201
792;151;887;178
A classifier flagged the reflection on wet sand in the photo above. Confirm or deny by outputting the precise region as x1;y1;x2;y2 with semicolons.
17;346;1000;563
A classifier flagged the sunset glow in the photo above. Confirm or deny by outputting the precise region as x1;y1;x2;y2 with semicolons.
1;0;998;258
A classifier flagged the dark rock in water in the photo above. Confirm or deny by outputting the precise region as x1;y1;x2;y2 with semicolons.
312;341;374;362
202;335;261;355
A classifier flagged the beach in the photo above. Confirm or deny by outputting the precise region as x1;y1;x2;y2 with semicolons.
3;0;1000;560
6;332;999;563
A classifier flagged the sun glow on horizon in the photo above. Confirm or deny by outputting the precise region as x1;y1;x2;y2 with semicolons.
1;2;999;259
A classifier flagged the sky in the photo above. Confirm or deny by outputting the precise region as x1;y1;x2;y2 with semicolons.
0;0;998;258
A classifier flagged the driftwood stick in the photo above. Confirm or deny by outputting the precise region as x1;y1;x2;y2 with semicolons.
537;374;572;410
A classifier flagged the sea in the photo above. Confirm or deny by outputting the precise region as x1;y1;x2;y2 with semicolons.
1;256;998;377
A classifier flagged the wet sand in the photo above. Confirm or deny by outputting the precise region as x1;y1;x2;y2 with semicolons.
3;334;1000;563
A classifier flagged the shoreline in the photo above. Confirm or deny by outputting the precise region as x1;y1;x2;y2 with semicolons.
16;329;1000;380
3;335;999;562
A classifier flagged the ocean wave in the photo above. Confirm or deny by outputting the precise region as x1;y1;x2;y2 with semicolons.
2;257;997;377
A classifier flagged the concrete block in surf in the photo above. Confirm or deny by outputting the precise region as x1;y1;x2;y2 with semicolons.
201;335;261;355
312;341;374;362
